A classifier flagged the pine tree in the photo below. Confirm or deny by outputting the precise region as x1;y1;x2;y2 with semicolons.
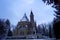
42;0;60;18
5;19;10;26
5;19;13;36
0;19;8;39
42;0;60;39
0;20;5;36
7;28;12;36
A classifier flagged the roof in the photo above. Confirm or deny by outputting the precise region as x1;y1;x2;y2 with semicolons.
20;13;29;22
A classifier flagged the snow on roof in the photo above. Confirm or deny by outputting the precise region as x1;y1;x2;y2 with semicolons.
20;13;29;22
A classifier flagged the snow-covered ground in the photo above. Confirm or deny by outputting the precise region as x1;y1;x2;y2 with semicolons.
6;39;56;40
0;33;56;40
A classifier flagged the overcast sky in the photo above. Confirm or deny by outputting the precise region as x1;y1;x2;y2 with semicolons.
0;0;55;25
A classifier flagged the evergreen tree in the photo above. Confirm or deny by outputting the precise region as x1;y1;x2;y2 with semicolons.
5;19;10;26
0;19;8;39
42;0;60;39
5;19;13;36
0;19;5;36
7;28;12;36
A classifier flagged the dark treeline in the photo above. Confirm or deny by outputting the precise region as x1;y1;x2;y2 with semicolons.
0;19;12;39
37;22;55;38
0;18;59;39
42;0;60;39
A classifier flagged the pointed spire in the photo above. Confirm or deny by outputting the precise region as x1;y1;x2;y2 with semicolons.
30;10;33;16
30;10;34;22
21;13;29;21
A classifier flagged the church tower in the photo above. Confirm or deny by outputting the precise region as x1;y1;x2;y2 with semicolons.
30;11;36;34
30;11;34;22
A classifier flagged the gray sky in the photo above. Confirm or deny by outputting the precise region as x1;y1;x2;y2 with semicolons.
0;0;55;25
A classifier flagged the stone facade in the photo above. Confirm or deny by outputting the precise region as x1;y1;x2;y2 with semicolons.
13;11;37;36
